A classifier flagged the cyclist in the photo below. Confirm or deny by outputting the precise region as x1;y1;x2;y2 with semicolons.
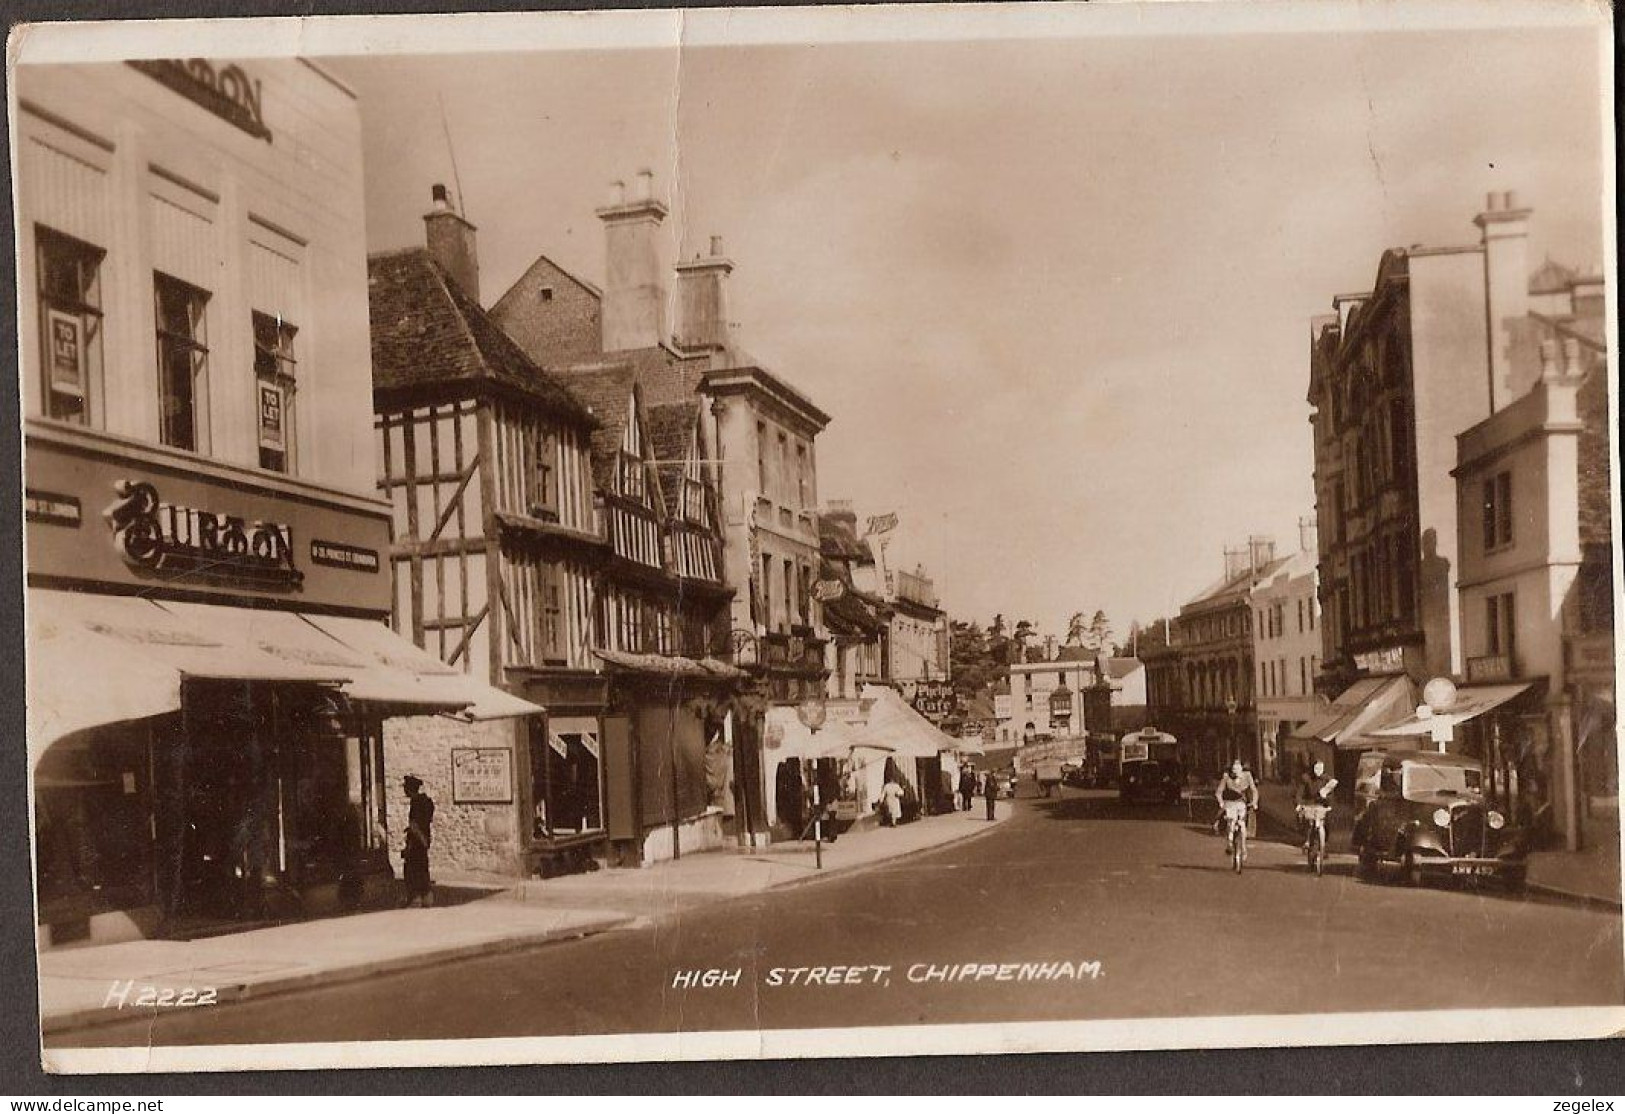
1295;758;1338;852
1214;759;1258;860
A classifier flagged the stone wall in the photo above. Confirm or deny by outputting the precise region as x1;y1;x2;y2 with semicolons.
382;715;526;880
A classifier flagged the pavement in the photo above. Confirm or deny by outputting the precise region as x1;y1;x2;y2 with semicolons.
1256;780;1623;910
49;785;1623;1053
37;803;1005;1039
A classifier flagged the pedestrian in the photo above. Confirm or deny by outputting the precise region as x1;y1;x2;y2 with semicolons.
982;770;999;821
401;773;436;907
958;766;978;812
880;776;904;828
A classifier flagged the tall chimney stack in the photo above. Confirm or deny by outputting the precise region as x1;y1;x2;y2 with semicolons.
1473;189;1532;412
675;234;735;358
424;183;480;304
1248;534;1276;572
1298;515;1318;554
597;170;668;353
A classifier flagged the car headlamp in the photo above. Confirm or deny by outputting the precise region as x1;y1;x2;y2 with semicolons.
1487;810;1506;830
1432;808;1451;828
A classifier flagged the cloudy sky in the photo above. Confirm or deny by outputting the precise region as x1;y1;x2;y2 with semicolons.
329;7;1607;642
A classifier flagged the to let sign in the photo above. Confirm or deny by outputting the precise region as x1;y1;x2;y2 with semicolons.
451;748;513;804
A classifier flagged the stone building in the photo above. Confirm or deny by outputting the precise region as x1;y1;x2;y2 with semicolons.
21;60;526;946
1303;191;1610;807
1252;526;1327;781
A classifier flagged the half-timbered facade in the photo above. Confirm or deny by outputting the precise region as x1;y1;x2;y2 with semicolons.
368;189;611;879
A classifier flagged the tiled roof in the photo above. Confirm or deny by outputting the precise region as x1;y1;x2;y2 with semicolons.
367;248;593;423
646;401;698;509
555;364;636;492
824;590;886;638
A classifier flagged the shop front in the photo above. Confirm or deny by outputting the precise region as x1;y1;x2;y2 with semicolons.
1283;674;1416;798
26;430;537;946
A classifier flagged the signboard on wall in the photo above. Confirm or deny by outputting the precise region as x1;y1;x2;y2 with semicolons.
47;310;85;396
451;748;513;804
258;382;285;450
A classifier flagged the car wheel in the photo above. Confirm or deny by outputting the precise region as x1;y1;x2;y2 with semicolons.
1503;866;1528;895
1356;848;1379;881
1402;849;1423;888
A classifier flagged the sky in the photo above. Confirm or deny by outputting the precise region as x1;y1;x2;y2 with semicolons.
329;12;1607;644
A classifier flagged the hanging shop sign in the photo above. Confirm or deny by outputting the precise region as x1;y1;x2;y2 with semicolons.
911;680;958;723
104;479;302;588
126;59;272;143
812;579;845;603
1354;646;1406;675
451;747;513;804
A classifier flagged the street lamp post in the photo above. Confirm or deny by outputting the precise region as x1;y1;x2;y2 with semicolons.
797;696;829;869
1226;696;1239;772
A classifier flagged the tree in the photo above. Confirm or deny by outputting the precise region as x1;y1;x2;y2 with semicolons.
949;620;998;698
1065;612;1087;646
1013;619;1038;662
988;613;1011;667
1085;610;1113;653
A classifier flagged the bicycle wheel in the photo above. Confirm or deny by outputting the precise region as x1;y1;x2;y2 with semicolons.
1232;825;1244;873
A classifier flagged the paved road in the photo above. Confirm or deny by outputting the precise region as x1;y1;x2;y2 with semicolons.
56;788;1624;1047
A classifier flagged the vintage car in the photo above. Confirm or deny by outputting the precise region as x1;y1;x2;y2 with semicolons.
1350;749;1528;890
1060;762;1092;789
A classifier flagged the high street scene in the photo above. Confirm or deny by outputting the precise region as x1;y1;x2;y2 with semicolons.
12;3;1620;1069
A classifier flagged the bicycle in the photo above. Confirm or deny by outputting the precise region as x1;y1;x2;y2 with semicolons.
1220;798;1250;873
1297;802;1331;877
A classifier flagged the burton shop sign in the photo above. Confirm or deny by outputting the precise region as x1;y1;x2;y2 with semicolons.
104;479;302;589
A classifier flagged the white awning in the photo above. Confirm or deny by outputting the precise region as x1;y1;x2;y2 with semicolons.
854;685;961;759
305;614;542;721
26;589;541;766
1290;675;1417;749
1367;683;1538;737
764;705;872;763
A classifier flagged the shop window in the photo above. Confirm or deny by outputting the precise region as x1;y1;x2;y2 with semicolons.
36;225;104;426
1482;470;1513;551
34;724;154;917
252;311;297;473
154;271;211;452
531;718;604;839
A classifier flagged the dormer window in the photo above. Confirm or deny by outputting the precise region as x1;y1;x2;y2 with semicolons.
539;286;554;302
620;451;645;500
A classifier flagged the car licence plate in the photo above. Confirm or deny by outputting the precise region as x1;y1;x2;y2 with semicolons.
1452;863;1495;876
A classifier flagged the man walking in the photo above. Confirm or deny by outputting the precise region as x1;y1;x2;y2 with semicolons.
401;773;436;908
958;766;978;811
982;770;999;821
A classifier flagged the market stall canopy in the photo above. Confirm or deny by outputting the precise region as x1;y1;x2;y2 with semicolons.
763;704;872;763
855;684;961;759
1288;675;1416;749
1366;682;1539;738
26;588;542;766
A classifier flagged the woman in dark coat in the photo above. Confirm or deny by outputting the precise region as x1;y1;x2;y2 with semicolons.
402;774;436;907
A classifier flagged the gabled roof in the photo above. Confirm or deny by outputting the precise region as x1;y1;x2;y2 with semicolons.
367;248;593;424
646;401;699;510
559;365;640;493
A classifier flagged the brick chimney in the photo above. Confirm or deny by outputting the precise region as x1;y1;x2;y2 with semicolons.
675;234;734;356
596;170;667;353
1473;189;1532;411
423;183;479;305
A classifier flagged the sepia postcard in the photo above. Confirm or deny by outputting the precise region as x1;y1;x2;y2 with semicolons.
9;0;1621;1074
